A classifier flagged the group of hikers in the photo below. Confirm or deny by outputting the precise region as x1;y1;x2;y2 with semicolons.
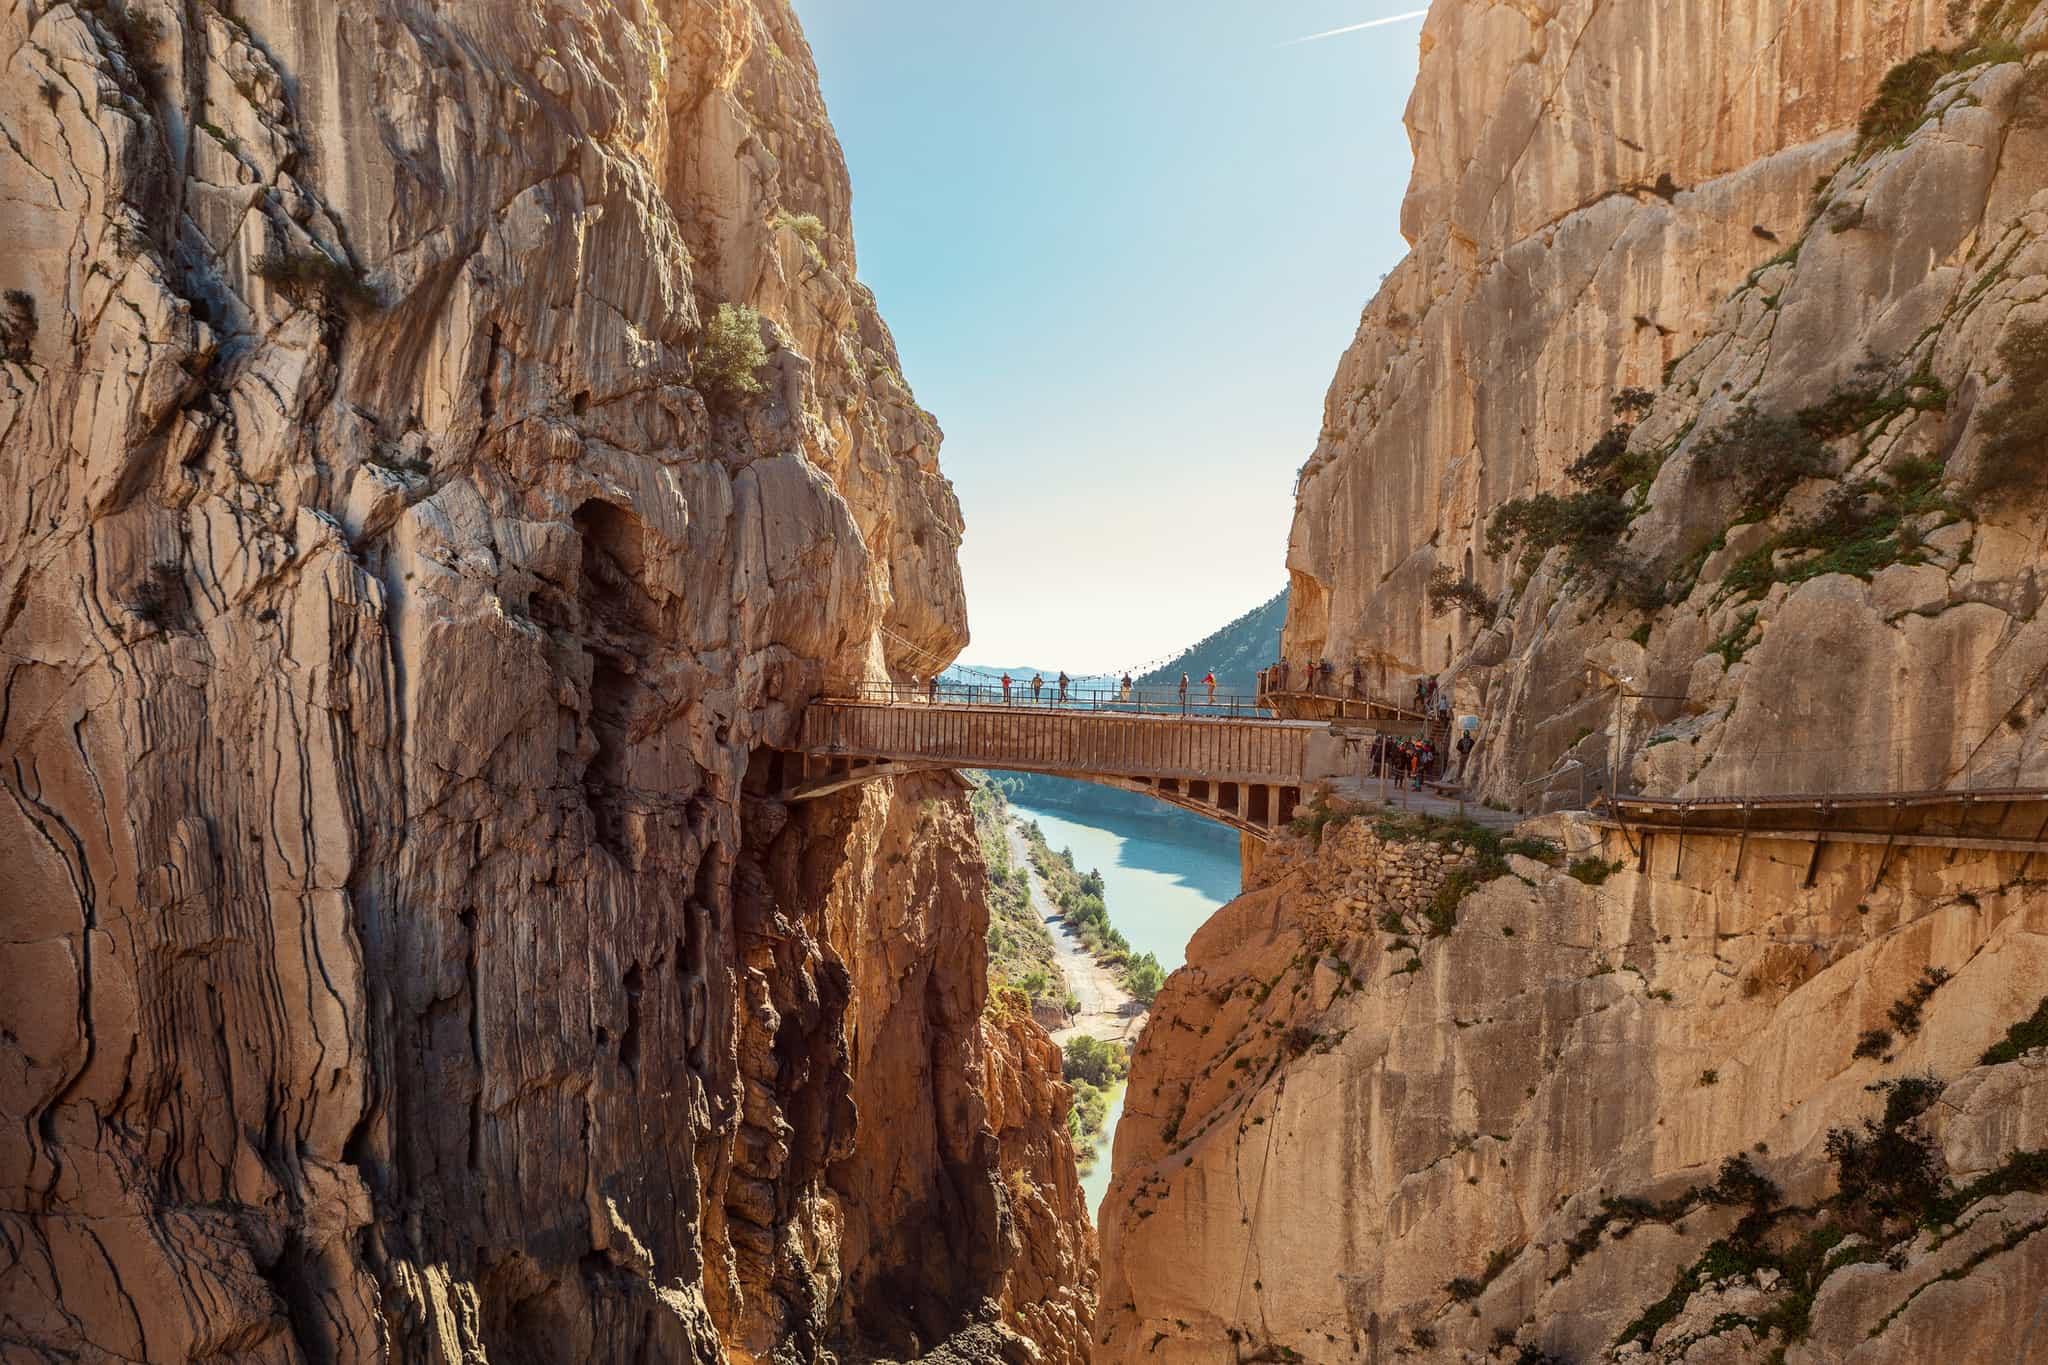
1374;732;1474;789
906;668;1223;714
1258;658;1456;723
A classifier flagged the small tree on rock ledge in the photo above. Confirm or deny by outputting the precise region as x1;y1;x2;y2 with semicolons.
694;302;768;406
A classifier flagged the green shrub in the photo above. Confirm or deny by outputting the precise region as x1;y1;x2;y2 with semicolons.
1854;1027;1894;1061
1484;489;1631;577
1567;422;1665;497
1858;49;1957;148
1068;1078;1111;1143
0;290;36;363
1971;319;2048;499
1425;566;1498;623
694;302;768;403
1886;965;1951;1039
1126;952;1165;1004
1825;1076;1945;1222
1983;996;2048;1065
1693;406;1832;513
1567;856;1622;885
1063;1034;1130;1088
254;246;382;313
772;208;826;246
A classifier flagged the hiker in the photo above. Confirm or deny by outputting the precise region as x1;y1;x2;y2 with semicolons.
1001;672;1012;704
1456;728;1476;780
1120;672;1133;703
1413;677;1429;710
928;674;940;704
1425;678;1439;713
1320;658;1335;694
1178;673;1191;715
1203;670;1217;706
1057;671;1069;703
907;674;920;702
1275;658;1290;692
1031;672;1044;703
1411;744;1424;792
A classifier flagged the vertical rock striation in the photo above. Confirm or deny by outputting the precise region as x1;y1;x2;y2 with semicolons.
1281;0;2048;803
1098;811;2048;1363
0;1;1088;1360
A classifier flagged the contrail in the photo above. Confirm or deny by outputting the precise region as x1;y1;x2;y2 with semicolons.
1282;9;1429;45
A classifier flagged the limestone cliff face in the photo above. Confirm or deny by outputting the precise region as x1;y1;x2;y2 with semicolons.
1097;811;2048;1363
0;2;1085;1361
1284;0;2048;802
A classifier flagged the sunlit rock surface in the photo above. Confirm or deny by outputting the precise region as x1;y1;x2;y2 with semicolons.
0;1;1090;1360
1284;0;2048;803
1097;812;2048;1363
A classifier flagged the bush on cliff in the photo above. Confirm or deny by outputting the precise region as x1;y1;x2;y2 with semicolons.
1425;566;1498;624
1982;996;2048;1066
695;302;768;402
1692;405;1831;514
0;290;36;364
1971;319;2048;500
254;246;383;314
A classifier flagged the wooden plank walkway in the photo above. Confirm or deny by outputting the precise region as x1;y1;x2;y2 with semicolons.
1595;788;2048;887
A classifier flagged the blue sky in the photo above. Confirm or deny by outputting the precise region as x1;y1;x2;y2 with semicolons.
793;1;1426;673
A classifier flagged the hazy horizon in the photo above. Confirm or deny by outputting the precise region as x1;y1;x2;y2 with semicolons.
794;1;1425;674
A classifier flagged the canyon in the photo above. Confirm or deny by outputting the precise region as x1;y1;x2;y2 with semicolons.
8;0;2048;1363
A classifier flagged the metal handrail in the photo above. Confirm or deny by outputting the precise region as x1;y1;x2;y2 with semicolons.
834;679;1279;720
1608;785;2048;809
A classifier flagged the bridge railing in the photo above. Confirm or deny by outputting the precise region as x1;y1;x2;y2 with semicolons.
1253;670;1436;723
842;679;1278;720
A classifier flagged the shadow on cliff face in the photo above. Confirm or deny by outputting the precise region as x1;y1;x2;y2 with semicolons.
726;764;1039;1361
573;498;658;864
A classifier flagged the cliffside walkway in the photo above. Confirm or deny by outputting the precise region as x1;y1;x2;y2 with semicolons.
1598;788;2048;887
768;684;1382;838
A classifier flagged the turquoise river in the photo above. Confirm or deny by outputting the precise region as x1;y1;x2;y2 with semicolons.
1007;790;1243;1218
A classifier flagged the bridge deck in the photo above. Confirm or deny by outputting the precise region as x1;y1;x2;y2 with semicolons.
798;700;1322;785
781;699;1347;838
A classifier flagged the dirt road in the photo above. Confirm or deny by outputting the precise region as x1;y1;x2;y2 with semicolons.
1006;822;1144;1045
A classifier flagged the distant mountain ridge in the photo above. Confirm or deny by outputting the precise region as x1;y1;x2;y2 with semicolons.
1137;588;1287;694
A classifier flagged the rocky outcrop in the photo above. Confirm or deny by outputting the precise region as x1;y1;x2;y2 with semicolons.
1283;0;2048;803
0;1;1086;1360
1097;808;2048;1363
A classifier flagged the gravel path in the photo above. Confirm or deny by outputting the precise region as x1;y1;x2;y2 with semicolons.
1005;821;1144;1045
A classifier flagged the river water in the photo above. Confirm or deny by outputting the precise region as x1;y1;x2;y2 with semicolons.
1007;793;1242;1216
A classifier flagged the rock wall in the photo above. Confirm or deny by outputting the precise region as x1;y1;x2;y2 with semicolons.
0;1;1087;1361
1096;807;2048;1363
1281;0;2048;802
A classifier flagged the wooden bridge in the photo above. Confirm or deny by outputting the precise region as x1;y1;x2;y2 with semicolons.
764;691;1382;838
